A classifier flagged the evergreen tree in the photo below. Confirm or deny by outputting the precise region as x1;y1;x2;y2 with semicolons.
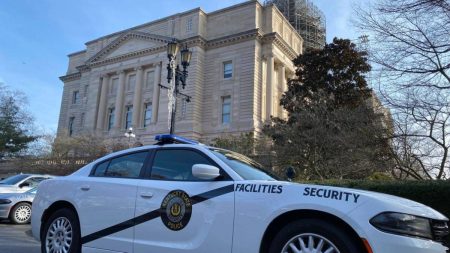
0;85;36;159
264;38;392;180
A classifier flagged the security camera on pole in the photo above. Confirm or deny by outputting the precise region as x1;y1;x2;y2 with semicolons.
160;40;192;134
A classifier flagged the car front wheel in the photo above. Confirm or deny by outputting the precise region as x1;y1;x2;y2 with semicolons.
269;218;363;253
10;202;32;224
41;208;81;253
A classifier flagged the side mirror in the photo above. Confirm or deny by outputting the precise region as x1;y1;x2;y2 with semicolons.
19;182;30;188
192;164;221;180
285;166;296;181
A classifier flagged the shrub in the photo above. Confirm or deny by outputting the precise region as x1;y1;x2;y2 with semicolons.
300;180;450;244
303;180;450;218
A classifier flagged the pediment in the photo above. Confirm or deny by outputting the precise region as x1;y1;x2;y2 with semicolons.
86;31;173;64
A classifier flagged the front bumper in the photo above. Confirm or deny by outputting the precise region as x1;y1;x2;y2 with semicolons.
0;204;12;219
367;225;448;253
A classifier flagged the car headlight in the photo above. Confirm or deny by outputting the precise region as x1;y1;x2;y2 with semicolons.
370;212;432;239
0;199;12;204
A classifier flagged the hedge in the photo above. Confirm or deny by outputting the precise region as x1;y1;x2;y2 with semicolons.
299;180;450;245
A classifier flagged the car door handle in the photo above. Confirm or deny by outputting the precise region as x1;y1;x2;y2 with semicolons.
140;192;153;199
80;186;90;191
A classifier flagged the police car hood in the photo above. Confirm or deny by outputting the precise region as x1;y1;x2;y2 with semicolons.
250;180;448;221
0;192;28;199
298;182;447;220
0;185;20;193
343;187;445;217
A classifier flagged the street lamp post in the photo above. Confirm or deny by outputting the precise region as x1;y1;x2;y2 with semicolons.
124;127;136;147
160;40;192;134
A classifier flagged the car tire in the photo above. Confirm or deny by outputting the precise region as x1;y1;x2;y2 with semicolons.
41;208;81;253
268;218;363;253
10;202;32;224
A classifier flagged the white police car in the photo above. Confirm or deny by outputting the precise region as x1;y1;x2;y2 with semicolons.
31;134;449;253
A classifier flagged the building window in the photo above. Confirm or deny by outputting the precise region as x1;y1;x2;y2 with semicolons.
224;61;233;79
83;85;89;104
72;91;80;104
125;105;133;129
110;78;118;95
108;108;115;131
68;117;75;136
80;113;85;127
143;103;152;127
146;71;154;90
186;17;193;32
127;74;136;92
222;96;231;124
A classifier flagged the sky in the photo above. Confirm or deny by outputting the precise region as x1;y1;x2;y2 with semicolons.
0;0;359;133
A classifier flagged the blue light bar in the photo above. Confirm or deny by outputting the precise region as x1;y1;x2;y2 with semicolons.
154;134;199;145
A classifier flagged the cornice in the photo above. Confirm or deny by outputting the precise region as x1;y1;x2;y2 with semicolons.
68;50;86;57
76;65;91;73
262;32;298;60
207;0;260;16
84;8;202;46
69;29;297;72
181;36;207;48
87;45;167;69
86;31;174;64
206;28;262;49
59;72;81;82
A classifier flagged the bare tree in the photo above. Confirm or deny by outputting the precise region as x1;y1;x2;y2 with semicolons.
355;0;450;179
379;0;450;13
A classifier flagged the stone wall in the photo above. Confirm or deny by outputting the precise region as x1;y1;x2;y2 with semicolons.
0;158;94;179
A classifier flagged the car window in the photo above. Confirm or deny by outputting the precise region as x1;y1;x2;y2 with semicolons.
93;160;109;176
0;174;29;185
150;149;214;181
95;151;148;178
23;177;47;187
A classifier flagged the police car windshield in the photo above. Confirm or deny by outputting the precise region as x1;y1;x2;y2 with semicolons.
209;148;278;181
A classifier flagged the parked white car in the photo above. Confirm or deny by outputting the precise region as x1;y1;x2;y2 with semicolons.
0;174;54;194
32;135;449;253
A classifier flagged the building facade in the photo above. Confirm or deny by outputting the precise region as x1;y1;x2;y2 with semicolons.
57;0;302;144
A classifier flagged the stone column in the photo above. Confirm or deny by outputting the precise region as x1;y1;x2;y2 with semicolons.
132;67;144;128
96;75;109;130
280;65;287;119
266;54;274;120
152;62;162;124
114;70;126;129
273;64;280;118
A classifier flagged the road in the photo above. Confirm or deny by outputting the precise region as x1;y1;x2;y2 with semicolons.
0;220;40;253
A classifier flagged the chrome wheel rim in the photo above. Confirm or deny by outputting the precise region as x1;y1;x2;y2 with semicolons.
14;205;31;222
281;233;341;253
45;217;73;253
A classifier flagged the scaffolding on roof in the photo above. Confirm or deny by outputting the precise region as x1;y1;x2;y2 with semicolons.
265;0;326;52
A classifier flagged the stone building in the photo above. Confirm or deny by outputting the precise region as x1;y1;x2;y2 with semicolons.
57;0;303;144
